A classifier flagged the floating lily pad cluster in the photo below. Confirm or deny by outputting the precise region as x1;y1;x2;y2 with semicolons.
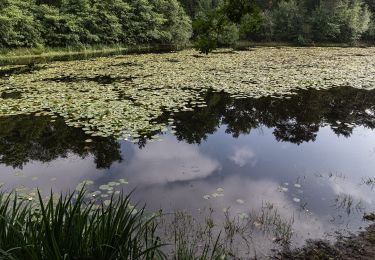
1;47;375;140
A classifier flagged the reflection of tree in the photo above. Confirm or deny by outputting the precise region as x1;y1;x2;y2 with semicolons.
0;116;122;169
168;86;375;145
2;86;374;168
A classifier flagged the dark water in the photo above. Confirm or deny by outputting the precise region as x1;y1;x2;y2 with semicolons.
1;86;375;251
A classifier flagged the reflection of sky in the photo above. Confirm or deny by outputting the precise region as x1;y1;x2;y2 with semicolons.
0;124;375;249
229;146;257;167
0;155;106;192
117;137;221;184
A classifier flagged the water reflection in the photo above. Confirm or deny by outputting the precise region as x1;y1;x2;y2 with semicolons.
0;86;374;253
0;115;122;169
125;138;221;184
1;86;375;164
165;86;375;145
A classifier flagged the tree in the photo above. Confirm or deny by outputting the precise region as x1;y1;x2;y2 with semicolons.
154;0;192;45
0;0;42;48
271;0;304;41
310;0;371;43
88;0;122;44
36;4;80;47
193;0;261;54
340;0;371;42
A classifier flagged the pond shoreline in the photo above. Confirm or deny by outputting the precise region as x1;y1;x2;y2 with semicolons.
274;222;375;259
1;41;373;66
0;44;186;66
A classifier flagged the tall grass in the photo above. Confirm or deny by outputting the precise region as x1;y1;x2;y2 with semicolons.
0;187;295;259
0;189;164;260
0;44;189;66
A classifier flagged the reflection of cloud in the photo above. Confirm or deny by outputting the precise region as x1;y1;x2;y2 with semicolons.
328;178;373;204
126;139;221;184
229;147;257;167
132;175;330;255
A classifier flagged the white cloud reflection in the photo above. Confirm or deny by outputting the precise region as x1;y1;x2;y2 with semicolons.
126;139;221;184
131;175;331;256
328;178;373;204
229;147;257;167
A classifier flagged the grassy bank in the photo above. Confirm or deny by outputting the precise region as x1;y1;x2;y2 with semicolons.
0;44;187;66
1;41;374;66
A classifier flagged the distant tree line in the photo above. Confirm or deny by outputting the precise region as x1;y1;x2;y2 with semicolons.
1;0;375;51
180;0;375;51
0;0;192;48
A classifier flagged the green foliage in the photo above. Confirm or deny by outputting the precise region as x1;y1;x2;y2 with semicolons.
239;12;262;39
2;0;375;51
0;188;164;259
192;8;223;54
193;0;261;54
310;0;371;43
222;0;260;24
35;4;80;47
340;0;372;42
0;0;192;48
365;19;375;40
0;0;42;48
271;0;304;41
218;23;239;46
249;0;373;44
194;35;218;54
154;0;192;44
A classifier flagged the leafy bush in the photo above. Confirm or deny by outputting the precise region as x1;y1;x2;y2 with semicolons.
35;4;80;47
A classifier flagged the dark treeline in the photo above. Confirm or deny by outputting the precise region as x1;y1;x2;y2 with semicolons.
1;0;375;50
180;0;375;51
0;0;192;49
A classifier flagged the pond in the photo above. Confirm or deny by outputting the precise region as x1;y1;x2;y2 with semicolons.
1;48;375;257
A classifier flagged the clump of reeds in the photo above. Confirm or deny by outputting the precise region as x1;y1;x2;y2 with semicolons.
0;189;163;260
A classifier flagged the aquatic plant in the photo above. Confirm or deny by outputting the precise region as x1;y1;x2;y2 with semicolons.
0;185;298;259
0;189;164;260
1;48;374;141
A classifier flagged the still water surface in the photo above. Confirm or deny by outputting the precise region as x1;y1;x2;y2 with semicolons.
1;86;375;251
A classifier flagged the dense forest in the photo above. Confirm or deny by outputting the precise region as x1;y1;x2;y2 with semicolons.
0;0;192;49
0;0;375;50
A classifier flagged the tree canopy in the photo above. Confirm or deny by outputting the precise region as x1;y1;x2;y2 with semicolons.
0;0;375;52
0;0;192;48
181;0;375;53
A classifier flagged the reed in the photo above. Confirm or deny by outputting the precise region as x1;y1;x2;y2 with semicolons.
0;189;164;260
